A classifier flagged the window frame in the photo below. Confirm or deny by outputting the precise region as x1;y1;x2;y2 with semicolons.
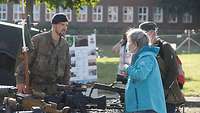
182;12;192;23
107;6;118;23
153;7;163;23
0;4;7;21
138;6;149;23
123;6;133;23
76;6;88;22
92;5;103;22
13;4;23;21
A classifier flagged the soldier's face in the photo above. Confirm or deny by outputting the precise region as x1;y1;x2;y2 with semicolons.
54;22;68;36
147;31;156;44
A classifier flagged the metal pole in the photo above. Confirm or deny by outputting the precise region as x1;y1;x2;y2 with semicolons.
176;29;200;52
188;30;191;53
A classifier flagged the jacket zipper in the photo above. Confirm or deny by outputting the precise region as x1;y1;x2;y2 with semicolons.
135;88;139;110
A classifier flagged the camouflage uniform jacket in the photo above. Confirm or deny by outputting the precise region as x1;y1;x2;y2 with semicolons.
155;38;185;105
16;31;71;95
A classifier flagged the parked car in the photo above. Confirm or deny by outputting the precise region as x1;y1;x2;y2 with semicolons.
0;21;39;86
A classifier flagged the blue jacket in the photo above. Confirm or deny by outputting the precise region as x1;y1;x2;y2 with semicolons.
125;46;167;113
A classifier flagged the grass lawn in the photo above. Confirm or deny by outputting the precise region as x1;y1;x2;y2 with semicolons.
97;53;200;96
179;54;200;96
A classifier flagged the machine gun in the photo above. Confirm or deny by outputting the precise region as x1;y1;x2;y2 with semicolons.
0;83;106;113
91;83;125;94
1;82;127;113
56;82;106;113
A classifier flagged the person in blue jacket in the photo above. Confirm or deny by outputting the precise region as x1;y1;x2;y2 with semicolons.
124;28;167;113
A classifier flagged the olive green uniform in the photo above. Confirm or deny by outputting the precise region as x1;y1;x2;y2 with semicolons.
16;31;71;95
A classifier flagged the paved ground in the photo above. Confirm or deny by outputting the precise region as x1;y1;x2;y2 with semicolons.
184;97;200;113
184;107;200;113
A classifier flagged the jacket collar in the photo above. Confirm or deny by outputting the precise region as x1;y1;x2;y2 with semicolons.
47;31;64;48
132;46;160;64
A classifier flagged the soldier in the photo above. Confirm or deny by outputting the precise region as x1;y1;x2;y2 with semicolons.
139;22;185;113
15;13;71;97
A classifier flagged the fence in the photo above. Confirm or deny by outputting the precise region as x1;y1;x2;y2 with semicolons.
96;33;200;55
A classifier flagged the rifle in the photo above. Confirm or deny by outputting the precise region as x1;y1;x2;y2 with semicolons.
56;83;87;92
56;83;106;113
22;16;30;93
92;83;125;93
21;18;30;93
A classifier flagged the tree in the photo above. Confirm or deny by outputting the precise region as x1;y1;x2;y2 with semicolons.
0;0;99;20
157;0;200;15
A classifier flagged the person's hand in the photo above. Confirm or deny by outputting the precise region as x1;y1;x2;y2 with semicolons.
120;38;127;45
119;64;129;77
16;83;27;93
123;64;129;73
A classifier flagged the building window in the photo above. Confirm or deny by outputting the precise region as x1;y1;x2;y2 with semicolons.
77;6;87;22
45;8;56;21
0;4;7;21
108;6;118;22
92;5;103;22
33;5;40;21
59;7;72;22
13;4;23;21
168;14;177;23
183;12;192;23
153;7;163;23
123;6;133;23
138;7;148;23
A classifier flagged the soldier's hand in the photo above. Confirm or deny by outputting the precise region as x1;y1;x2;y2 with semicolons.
16;83;27;93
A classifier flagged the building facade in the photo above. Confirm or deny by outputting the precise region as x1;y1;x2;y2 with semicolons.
0;0;199;34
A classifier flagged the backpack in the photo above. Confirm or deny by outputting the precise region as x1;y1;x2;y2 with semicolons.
176;55;185;89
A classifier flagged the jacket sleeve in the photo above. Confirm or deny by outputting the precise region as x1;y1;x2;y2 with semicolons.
127;56;154;82
64;44;71;85
162;43;179;89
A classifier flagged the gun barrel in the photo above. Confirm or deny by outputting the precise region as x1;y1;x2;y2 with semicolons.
93;83;125;93
56;84;86;92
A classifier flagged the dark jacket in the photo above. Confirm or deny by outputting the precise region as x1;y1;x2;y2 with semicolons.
155;38;185;104
16;31;71;95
